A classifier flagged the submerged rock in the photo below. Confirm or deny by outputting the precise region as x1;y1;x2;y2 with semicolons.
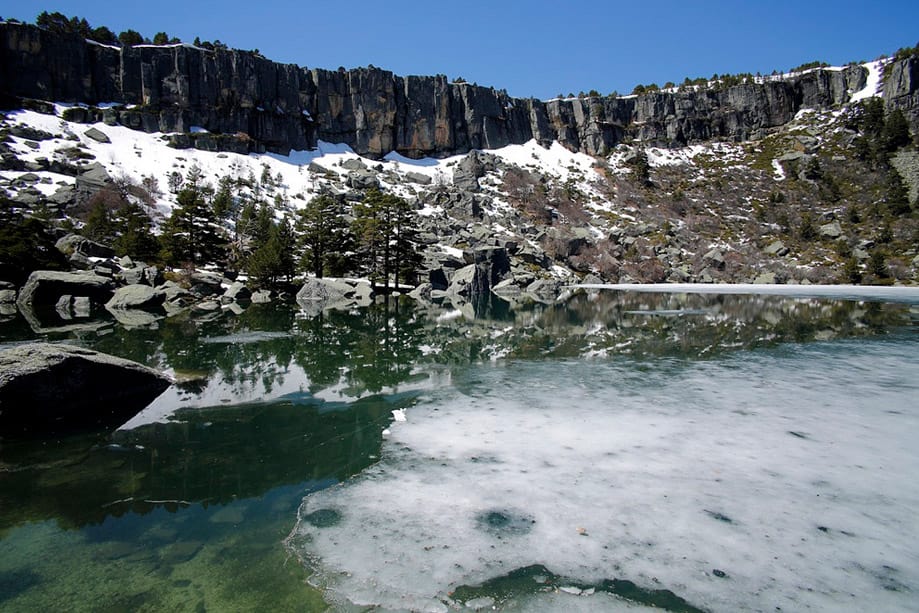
0;343;171;436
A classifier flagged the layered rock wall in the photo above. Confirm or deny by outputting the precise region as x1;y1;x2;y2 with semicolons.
2;21;911;158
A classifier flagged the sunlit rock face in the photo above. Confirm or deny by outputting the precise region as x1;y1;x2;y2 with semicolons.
0;22;889;158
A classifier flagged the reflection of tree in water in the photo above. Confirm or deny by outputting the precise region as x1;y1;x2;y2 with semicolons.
293;298;427;395
9;292;912;403
103;300;433;400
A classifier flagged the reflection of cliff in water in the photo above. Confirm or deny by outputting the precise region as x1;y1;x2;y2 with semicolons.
0;292;912;532
432;290;914;361
0;393;407;532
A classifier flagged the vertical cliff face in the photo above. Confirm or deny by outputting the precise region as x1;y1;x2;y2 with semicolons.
884;56;919;126
1;21;909;159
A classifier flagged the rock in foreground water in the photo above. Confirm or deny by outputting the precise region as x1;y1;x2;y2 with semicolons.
0;343;171;436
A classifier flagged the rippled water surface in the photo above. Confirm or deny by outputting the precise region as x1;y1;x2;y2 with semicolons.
0;290;916;611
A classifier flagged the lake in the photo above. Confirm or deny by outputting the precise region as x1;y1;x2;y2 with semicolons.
0;288;917;612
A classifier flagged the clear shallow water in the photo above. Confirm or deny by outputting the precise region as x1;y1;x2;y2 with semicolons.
0;290;916;611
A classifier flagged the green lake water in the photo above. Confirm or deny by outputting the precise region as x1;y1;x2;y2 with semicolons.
0;290;916;611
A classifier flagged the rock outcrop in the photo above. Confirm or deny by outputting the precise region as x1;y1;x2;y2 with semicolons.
884;55;919;128
0;22;906;159
0;343;171;435
296;277;373;312
16;270;116;310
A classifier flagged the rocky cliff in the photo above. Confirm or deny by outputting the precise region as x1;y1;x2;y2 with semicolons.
1;21;915;158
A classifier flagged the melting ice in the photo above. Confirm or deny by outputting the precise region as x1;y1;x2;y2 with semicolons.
288;336;919;612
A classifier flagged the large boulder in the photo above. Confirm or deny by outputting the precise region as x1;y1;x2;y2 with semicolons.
55;234;115;259
221;282;252;304
105;284;166;311
296;278;373;312
16;270;116;310
446;247;510;297
452;151;496;192
0;343;171;436
346;170;380;190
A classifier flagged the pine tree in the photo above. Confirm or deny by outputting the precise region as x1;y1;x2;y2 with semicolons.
112;202;159;261
82;199;116;243
246;216;296;287
884;170;912;216
295;194;352;278
0;197;67;284
89;26;116;45
881;109;911;153
211;176;236;222
159;181;226;267
352;189;420;290
628;148;651;185
118;29;144;47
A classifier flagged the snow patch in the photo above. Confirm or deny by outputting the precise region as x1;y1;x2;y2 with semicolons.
850;60;886;103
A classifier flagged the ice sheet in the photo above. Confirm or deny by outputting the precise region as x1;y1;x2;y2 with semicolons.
288;337;919;612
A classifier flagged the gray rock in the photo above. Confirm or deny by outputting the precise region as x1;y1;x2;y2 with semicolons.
346;170;379;190
296;277;373;310
83;127;111;143
221;282;252;304
68;251;93;270
16;270;115;310
105;284;166;311
445;265;477;297
12;191;41;205
189;271;224;286
55;294;74;320
763;240;789;256
118;267;145;286
340;158;367;171
48;185;75;205
142;266;163;287
818;221;844;239
404;171;432;185
525;278;564;302
159;281;193;303
667;266;692;283
250;289;272;304
702;249;726;270
753;272;777;284
453;151;494;192
0;343;171;435
93;260;119;277
72;296;91;318
108;308;163;329
407;282;433;301
55;234;115;259
491;278;523;296
187;271;224;298
194;300;222;312
75;163;112;191
9;125;54;141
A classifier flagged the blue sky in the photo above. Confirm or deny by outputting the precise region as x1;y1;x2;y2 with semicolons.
4;1;918;99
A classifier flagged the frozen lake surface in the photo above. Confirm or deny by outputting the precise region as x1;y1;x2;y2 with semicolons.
290;332;919;611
